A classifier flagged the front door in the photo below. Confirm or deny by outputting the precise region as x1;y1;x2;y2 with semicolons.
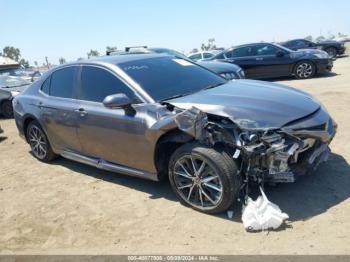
75;65;154;172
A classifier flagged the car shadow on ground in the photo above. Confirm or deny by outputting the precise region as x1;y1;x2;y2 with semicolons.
49;156;177;201
48;152;350;224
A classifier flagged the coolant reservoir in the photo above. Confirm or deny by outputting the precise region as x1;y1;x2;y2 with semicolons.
242;187;289;231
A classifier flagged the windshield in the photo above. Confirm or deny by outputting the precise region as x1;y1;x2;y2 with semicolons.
119;56;226;102
0;76;30;88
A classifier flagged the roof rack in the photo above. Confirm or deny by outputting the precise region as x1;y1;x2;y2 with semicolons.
125;46;148;52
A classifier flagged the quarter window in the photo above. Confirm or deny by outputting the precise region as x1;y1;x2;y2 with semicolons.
50;67;77;98
79;66;137;103
41;76;51;94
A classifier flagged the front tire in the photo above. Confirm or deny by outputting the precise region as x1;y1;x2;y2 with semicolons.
294;61;316;79
168;143;241;214
27;121;57;162
1;100;14;118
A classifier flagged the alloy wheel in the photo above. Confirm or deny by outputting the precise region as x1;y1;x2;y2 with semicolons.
28;125;48;160
173;154;223;210
296;63;313;78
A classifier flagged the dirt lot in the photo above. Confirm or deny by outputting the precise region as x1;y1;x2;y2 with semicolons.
1;51;350;255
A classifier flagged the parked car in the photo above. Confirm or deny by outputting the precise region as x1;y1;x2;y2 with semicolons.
0;76;30;118
149;47;245;80
187;51;220;62
0;67;42;82
210;42;333;79
281;39;346;58
13;54;336;213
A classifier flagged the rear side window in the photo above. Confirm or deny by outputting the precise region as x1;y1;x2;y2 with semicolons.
203;53;213;58
50;67;77;98
79;66;137;103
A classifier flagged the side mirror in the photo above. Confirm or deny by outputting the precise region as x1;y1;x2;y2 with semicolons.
103;93;136;116
103;93;132;108
276;51;285;57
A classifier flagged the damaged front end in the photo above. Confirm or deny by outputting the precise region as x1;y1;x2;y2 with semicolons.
174;106;337;188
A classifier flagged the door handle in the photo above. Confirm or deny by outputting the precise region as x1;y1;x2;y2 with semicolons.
255;57;264;61
74;108;88;116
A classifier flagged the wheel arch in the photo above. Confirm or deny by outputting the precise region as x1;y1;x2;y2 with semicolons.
154;128;194;180
22;114;44;143
293;59;317;75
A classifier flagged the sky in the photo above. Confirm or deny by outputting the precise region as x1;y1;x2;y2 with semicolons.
1;0;350;65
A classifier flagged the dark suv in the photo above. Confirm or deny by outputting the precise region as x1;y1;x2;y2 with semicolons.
13;54;336;213
281;39;346;58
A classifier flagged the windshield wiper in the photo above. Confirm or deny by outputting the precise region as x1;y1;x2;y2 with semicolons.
203;82;224;90
160;92;193;102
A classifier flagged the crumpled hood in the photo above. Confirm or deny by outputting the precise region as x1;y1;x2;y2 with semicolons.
168;80;320;129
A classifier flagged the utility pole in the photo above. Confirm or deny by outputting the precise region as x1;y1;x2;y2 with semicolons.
45;56;50;69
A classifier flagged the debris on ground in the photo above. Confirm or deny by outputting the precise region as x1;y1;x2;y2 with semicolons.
241;187;289;232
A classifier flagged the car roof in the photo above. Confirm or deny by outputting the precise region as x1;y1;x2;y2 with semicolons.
58;53;168;69
88;53;167;64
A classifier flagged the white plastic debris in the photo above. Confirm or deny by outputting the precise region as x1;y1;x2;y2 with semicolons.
241;187;289;232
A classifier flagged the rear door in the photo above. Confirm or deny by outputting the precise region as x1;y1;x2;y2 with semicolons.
39;66;82;152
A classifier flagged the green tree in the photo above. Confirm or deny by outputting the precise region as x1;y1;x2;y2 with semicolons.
87;49;100;58
201;38;216;51
2;46;21;61
19;58;29;68
59;57;66;64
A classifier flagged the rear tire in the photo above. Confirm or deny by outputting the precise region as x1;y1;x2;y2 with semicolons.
27;120;57;162
1;100;14;118
325;47;337;59
168;142;241;214
294;61;316;79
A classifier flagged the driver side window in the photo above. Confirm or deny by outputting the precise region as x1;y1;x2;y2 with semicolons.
78;66;139;103
255;44;279;56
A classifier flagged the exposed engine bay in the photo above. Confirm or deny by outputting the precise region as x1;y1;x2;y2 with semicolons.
172;106;336;202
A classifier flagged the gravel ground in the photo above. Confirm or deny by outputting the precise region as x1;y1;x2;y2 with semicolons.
0;50;350;255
